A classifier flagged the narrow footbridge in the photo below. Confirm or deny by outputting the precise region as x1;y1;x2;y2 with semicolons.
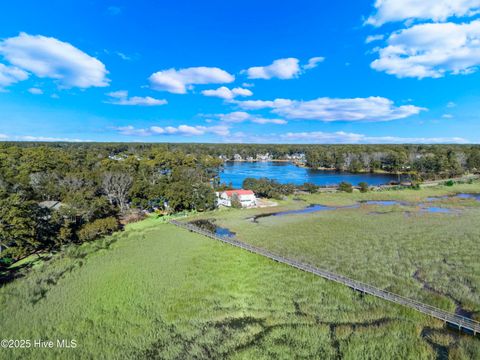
170;219;480;336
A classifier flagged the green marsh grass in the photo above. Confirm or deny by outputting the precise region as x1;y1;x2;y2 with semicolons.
186;183;480;344
1;217;472;359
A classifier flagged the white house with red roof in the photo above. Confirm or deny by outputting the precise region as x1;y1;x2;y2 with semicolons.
216;189;257;208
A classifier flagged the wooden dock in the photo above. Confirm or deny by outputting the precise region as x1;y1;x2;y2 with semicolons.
170;219;480;335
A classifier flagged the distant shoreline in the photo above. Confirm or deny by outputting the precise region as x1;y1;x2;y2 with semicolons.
224;159;292;163
223;160;409;175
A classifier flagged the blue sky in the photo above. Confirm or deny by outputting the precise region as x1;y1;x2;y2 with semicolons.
1;0;480;143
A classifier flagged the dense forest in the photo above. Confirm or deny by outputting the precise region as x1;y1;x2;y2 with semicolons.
1;142;480;265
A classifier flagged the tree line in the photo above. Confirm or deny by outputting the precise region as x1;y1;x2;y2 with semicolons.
1;142;479;265
0;143;221;264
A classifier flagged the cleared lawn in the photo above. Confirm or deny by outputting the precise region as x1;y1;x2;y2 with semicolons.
187;183;480;320
2;218;475;359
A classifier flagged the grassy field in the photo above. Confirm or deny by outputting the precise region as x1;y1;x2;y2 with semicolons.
187;183;480;321
2;217;478;359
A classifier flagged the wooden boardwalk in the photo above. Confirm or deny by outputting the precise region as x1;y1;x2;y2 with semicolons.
170;220;480;336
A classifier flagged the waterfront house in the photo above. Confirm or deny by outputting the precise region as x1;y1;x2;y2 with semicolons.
216;189;257;208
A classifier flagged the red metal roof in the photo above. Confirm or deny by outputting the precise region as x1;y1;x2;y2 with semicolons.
223;189;254;196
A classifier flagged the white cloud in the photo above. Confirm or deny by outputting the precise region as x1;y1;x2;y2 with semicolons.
244;57;324;80
245;58;301;79
216;111;250;122
303;56;325;70
106;90;167;106
242;82;254;88
28;87;43;95
371;20;480;78
116;52;131;61
149;66;234;94
234;98;294;110
221;131;469;144
366;0;480;26
20;135;92;142
0;33;109;88
114;126;152;136
236;97;425;122
0;63;28;89
442;114;454;118
447;101;457;108
0;134;92;142
251;118;287;125
365;34;385;44
115;124;230;137
279;131;469;144
201;86;253;100
216;111;287;125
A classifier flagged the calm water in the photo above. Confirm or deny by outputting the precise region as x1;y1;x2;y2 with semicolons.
220;162;403;188
252;199;462;221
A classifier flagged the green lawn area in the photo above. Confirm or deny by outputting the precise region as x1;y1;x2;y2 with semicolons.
187;182;480;320
2;217;478;359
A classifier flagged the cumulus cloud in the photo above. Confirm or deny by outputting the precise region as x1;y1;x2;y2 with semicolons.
115;124;230;137
0;33;109;88
245;58;301;79
0;134;92;142
365;34;385;44
371;20;480;78
105;90;167;106
28;87;43;95
201;86;253;100
366;0;480;26
0;63;28;89
234;98;294;110
279;131;469;144
303;56;325;70
222;131;468;144
149;66;234;94
244;57;324;80
215;111;287;125
236;96;425;122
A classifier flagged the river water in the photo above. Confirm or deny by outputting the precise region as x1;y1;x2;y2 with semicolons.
220;161;403;188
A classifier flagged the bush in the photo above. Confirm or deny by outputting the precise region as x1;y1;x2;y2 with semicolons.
338;182;353;193
120;209;147;225
303;182;319;193
230;193;242;209
444;180;455;187
358;182;369;193
77;217;120;242
242;178;295;199
410;182;421;190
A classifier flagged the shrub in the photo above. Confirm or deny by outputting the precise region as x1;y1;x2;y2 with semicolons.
120;209;146;225
230;193;242;209
303;182;319;193
358;182;369;193
338;182;353;193
242;178;295;199
410;182;421;190
77;217;120;242
444;180;455;187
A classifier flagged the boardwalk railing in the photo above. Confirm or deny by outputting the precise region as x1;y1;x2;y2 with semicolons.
170;219;480;335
